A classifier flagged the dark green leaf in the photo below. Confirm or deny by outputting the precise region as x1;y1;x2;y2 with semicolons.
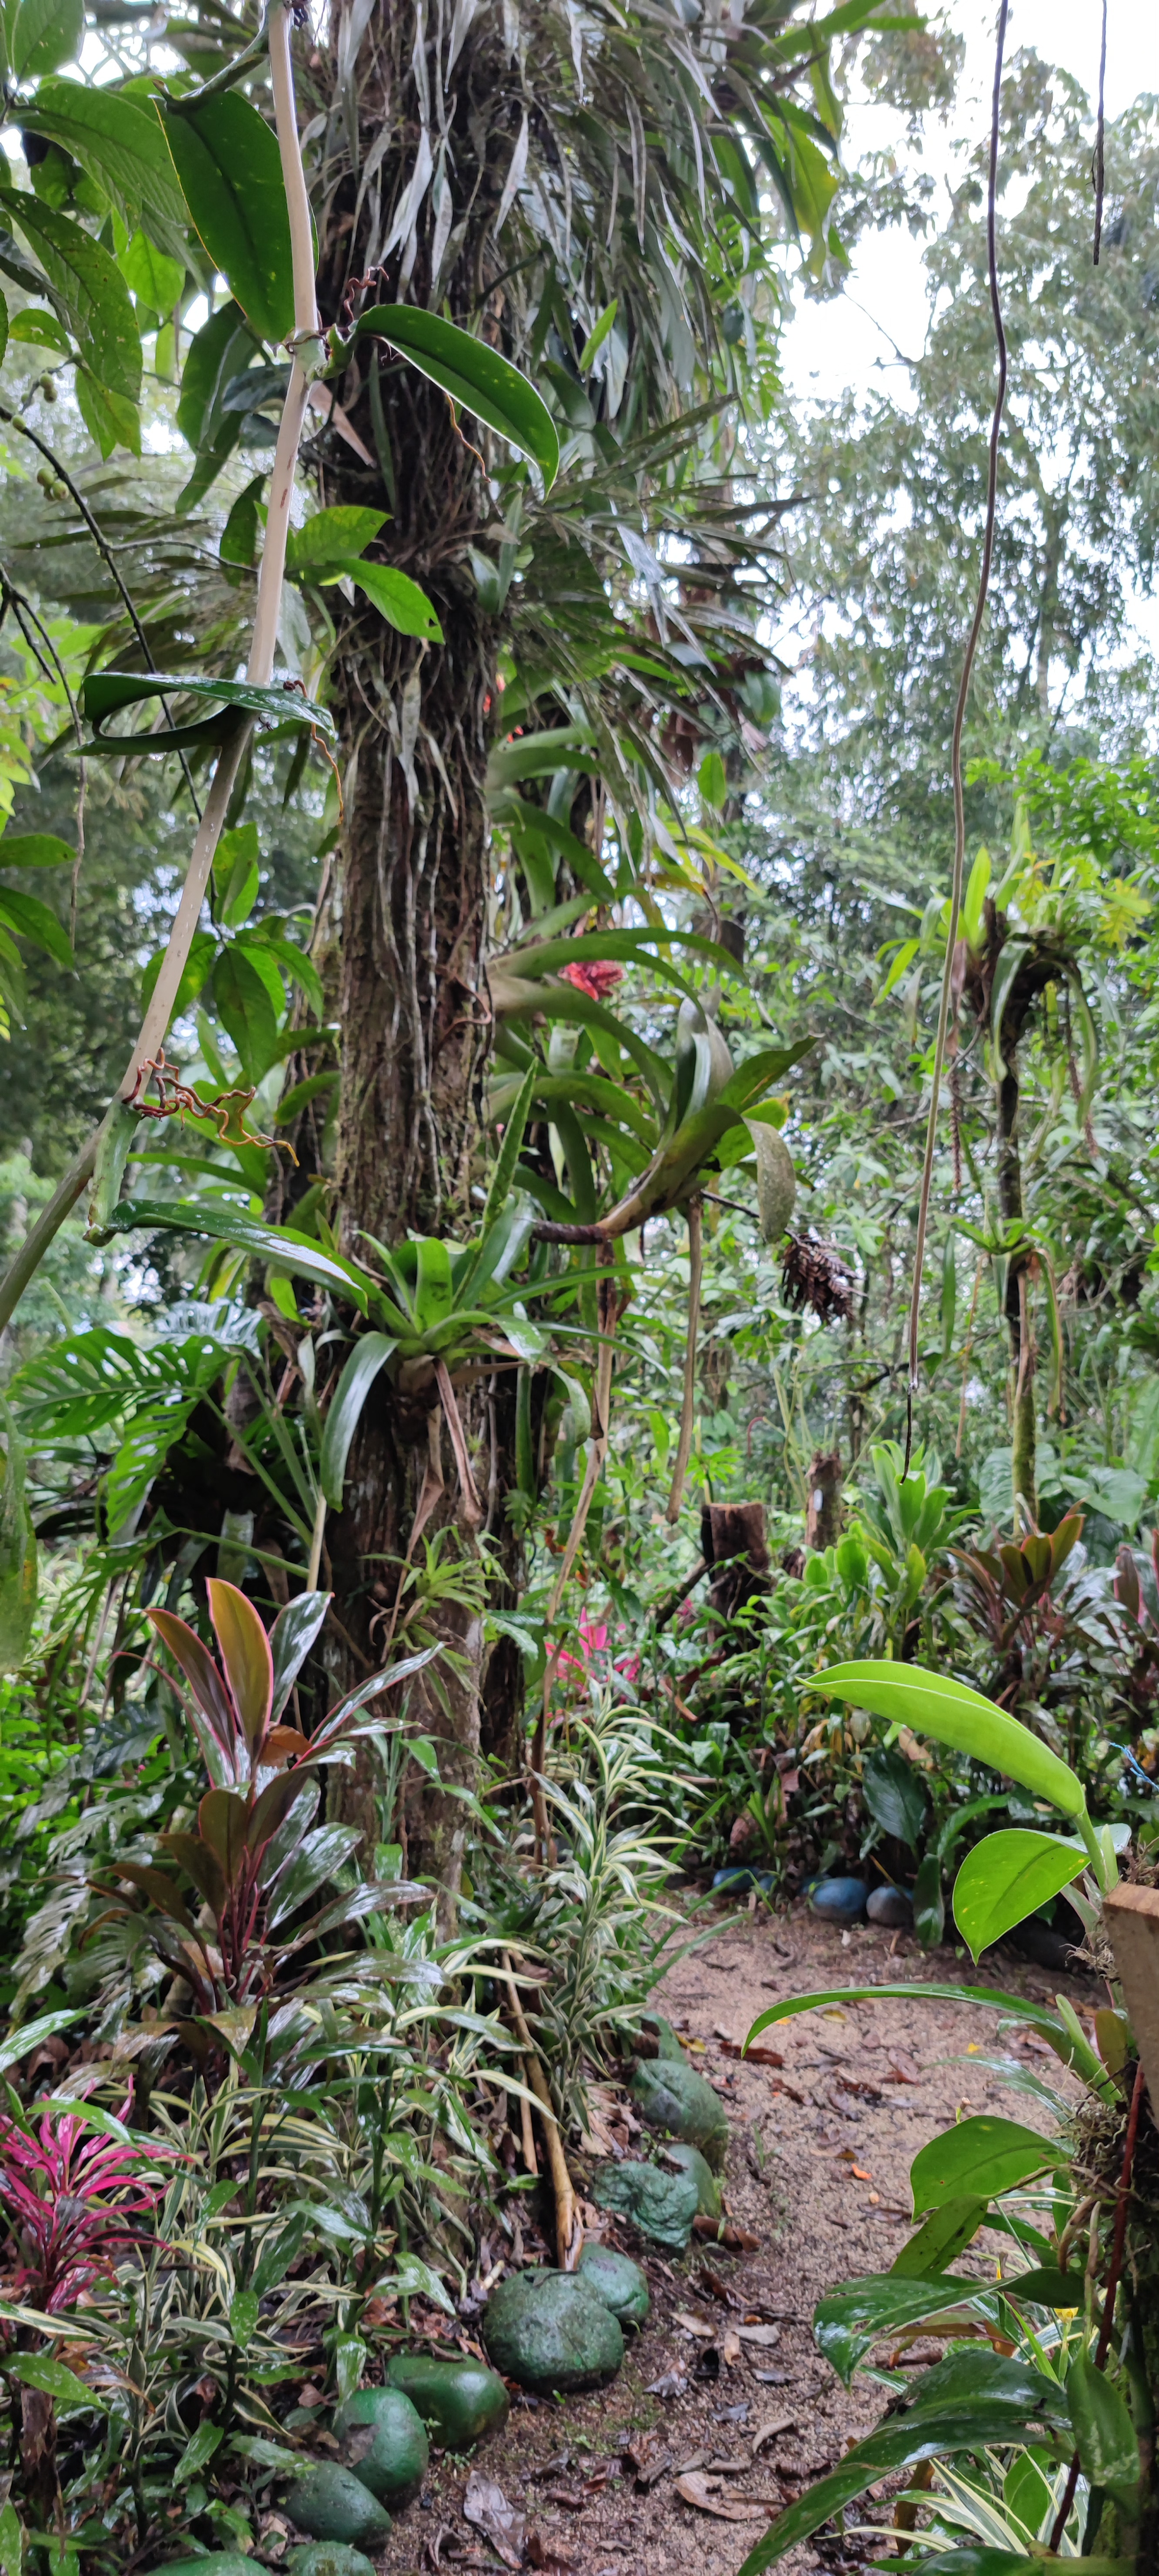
0;833;73;867
734;2398;1066;2576
342;304;559;485
141;926;215;1020
746;1985;1084;2056
162;92;293;343
1006;2267;1084;2308
0;188;140;398
80;670;335;751
910;2116;1059;2214
891;2199;988;2279
1067;2352;1140;2504
20;81;186;228
913;1851;945;1948
814;2272;998;2386
220;471;264;570
285;506;388;575
211;946;281;1081
0;886;71;968
320;1334;398;1508
337;557;443;641
861;1745;928;1848
0;1405;36;1673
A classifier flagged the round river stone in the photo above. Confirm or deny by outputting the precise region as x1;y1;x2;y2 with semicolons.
591;2158;698;2251
385;2352;509;2449
333;2385;429;2502
576;2240;650;2325
484;2267;624;2394
284;2466;393;2547
632;2053;730;2171
286;2549;378;2576
663;2140;722;2219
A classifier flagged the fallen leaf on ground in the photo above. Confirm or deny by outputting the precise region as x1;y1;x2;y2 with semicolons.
718;2037;784;2066
462;2471;525;2570
525;2537;576;2571
752;2415;797;2452
578;2084;622;2154
721;2324;742;2367
646;2371;688;2397
674;2310;716;2337
674;2472;768;2523
885;2051;921;2084
737;2322;781;2346
773;2080;805;2103
692;2215;761;2248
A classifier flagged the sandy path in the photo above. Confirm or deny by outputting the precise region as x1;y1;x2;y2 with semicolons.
369;1901;1093;2576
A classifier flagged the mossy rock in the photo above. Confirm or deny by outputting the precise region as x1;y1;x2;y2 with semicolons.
576;2241;650;2326
286;2548;378;2576
157;2561;259;2576
484;2268;624;2394
284;2465;393;2546
632;2054;730;2171
592;2159;698;2251
333;2385;429;2503
385;2352;509;2450
663;2140;722;2219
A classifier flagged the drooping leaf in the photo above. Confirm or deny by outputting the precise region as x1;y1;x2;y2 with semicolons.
746;1982;1076;2053
342;303;559;485
861;1745;928;1849
0;887;71;969
952;1830;1087;1962
10;2353;106;2414
910;2116;1060;2214
319;1335;398;1509
20;81;187;228
0;188;140;398
8;0;83;81
1066;2352;1140;2506
80;670;335;751
335;557;444;641
811;1663;1087;1817
161;91;293;343
104;1199;372;1313
813;2272;998;2386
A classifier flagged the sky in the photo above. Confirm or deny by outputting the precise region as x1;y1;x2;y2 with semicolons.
783;0;1157;405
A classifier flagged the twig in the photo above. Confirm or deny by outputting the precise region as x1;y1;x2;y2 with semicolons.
665;1194;702;1524
903;0;1009;1472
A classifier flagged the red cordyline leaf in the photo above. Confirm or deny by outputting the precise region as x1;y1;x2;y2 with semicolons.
0;2090;169;2313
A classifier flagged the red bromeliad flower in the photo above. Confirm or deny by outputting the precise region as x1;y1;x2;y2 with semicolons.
0;2096;168;2313
559;959;624;1003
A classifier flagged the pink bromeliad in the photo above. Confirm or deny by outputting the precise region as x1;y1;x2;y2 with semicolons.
0;2095;168;2313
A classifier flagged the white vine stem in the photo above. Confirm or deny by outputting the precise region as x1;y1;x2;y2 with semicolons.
0;0;318;1335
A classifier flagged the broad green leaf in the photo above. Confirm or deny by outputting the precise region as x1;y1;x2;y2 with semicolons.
0;2500;21;2576
746;1982;1077;2056
8;0;82;80
504;925;739;983
80;670;335;748
7;304;66;350
103;1200;373;1314
211;945;281;1081
285;506;389;574
1007;2266;1084;2308
140;926;216;1020
861;1744;928;1848
74;360;141;461
175;298;254;505
0;1406;36;1674
0;189;140;398
174;2421;223;2483
229;2288;260;2351
212;822;260;928
487;721;598;787
1067;2351;1140;2505
269;1589;329;1720
0;888;70;968
20;82;187;229
698;748;727;808
0;833;72;868
10;2352;105;2412
117;228;184;314
343;303;559;485
952;1830;1087;1962
812;1662;1087;1817
414;1236;453;1333
336;557;443;641
891;2198;988;2279
0;2009;79;2076
162;92;293;344
220;471;263;570
319;1334;398;1508
814;2271;998;2385
910;2116;1059;2214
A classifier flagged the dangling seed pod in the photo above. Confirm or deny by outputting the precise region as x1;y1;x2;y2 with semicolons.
749;1122;795;1243
779;1232;853;1324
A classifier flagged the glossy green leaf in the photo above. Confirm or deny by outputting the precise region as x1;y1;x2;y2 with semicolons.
0;835;71;871
162;92;293;343
268;1589;329;1721
746;1981;1083;2062
20;81;187;228
0;2008;80;2077
952;1829;1087;1962
320;1334;398;1509
344;303;559;485
102;1200;372;1313
910;2116;1059;2214
9;0;82;80
80;670;335;750
891;2198;988;2279
734;2395;1066;2576
285;506;388;575
337;557;443;641
118;228;184;314
175;298;254;504
229;2288;260;2351
10;2351;105;2412
211;946;281;1081
174;2421;224;2484
812;1662;1086;1816
814;2271;998;2385
0;188;140;399
861;1744;928;1848
1067;2351;1140;2504
0;888;70;968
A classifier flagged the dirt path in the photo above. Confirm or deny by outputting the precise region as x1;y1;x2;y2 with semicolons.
369;1901;1094;2576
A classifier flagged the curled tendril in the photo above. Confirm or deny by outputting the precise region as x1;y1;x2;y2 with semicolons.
127;1049;298;1163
